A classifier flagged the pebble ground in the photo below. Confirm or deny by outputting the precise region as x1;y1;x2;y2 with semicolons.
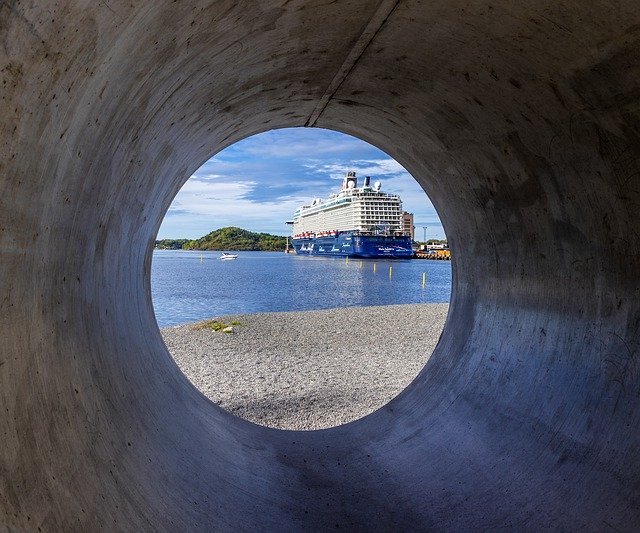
161;303;449;430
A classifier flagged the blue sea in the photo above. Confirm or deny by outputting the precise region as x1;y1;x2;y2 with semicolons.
151;250;452;327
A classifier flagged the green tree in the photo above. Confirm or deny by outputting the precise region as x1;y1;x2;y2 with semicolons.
182;227;287;251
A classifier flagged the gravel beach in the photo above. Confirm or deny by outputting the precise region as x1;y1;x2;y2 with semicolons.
161;303;449;430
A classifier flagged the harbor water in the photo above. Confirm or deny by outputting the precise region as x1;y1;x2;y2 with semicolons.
151;250;452;327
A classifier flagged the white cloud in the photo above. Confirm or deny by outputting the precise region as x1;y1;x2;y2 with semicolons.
303;158;406;180
156;128;446;240
158;177;308;238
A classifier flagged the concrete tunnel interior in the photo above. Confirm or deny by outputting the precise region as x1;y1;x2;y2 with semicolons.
1;0;639;530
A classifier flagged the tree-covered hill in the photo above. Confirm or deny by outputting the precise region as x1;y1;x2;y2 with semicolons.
155;238;190;250
177;227;287;251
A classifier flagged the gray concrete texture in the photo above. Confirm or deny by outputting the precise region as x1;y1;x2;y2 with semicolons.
1;0;639;530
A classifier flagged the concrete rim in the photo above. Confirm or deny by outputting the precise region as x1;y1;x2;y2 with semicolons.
1;1;639;530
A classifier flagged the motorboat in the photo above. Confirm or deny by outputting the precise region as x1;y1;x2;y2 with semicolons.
219;252;238;260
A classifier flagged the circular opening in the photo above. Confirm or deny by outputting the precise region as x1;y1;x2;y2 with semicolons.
152;127;451;429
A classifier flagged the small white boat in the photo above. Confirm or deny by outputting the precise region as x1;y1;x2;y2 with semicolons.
219;252;238;260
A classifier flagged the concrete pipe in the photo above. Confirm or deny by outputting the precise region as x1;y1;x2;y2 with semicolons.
1;1;639;530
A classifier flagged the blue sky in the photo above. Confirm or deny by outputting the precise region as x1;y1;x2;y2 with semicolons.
157;128;445;240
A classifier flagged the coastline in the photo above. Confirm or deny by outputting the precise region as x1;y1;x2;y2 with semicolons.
161;303;449;430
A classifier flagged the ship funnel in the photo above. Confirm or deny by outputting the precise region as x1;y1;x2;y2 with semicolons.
343;171;357;190
364;176;371;187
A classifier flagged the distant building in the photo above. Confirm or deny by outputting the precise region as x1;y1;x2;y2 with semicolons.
418;242;449;251
402;212;414;241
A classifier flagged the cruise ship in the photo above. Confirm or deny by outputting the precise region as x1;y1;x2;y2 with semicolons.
289;171;413;258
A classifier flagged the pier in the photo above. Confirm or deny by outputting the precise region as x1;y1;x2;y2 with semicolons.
414;249;451;260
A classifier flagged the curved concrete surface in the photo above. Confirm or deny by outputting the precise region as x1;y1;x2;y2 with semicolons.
1;1;639;530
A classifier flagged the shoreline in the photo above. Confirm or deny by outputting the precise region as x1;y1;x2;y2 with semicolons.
162;303;449;430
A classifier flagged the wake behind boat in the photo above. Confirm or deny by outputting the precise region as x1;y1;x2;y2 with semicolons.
219;252;238;260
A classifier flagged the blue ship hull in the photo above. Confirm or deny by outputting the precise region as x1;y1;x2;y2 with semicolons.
292;233;413;258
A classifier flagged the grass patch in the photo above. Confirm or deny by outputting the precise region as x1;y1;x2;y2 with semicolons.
192;319;228;332
191;319;242;332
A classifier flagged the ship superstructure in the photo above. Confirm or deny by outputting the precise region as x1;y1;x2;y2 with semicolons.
289;172;413;258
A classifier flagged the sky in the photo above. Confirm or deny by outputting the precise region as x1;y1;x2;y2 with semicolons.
157;128;445;240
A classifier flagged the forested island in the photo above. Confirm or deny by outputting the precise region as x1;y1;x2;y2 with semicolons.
155;227;287;251
154;239;190;250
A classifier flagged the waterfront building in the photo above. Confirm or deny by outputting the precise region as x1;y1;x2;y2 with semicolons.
402;212;415;241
